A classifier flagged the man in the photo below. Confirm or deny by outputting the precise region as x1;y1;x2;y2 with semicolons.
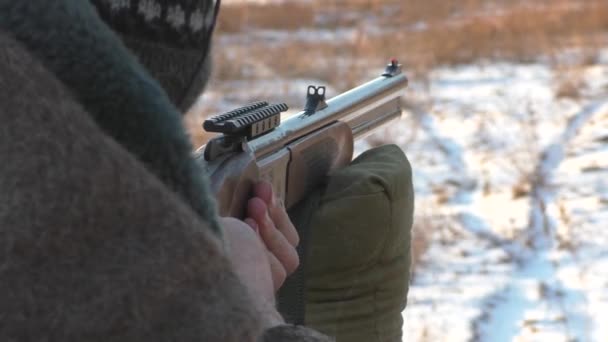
0;0;413;341
0;0;327;340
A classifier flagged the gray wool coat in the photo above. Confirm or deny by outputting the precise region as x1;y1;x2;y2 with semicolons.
0;1;331;341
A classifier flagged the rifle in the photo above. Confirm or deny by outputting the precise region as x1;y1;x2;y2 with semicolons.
195;59;408;218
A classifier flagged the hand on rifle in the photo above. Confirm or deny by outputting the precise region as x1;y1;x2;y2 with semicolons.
244;181;300;290
220;181;300;328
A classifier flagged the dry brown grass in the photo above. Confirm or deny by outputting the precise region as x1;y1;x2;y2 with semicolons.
554;64;588;100
555;77;584;100
217;2;315;32
211;0;608;85
383;1;607;70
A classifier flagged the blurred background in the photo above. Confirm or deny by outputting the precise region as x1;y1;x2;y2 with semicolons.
187;1;608;341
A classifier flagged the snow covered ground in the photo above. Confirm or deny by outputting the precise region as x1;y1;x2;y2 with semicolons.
388;60;608;341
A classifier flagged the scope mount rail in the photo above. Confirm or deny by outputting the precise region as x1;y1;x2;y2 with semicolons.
203;102;288;161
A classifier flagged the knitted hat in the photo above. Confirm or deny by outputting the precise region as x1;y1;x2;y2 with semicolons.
90;0;221;111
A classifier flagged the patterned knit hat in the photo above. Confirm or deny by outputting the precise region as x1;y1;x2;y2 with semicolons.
91;0;221;111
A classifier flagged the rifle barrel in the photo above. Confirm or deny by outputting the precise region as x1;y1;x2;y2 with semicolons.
249;73;408;159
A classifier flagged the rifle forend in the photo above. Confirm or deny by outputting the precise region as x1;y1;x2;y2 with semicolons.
195;60;408;218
